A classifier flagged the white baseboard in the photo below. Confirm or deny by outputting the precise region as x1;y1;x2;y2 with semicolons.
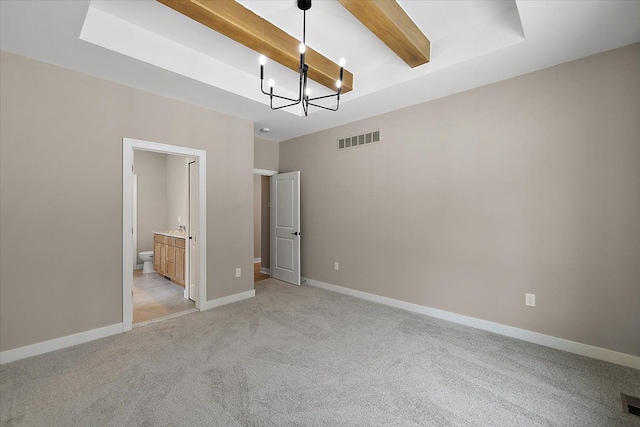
0;323;123;365
1;288;256;364
260;267;271;274
304;278;640;370
254;258;262;263
1;289;256;365
199;289;256;311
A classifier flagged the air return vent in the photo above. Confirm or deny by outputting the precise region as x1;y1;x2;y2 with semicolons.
337;130;380;151
621;393;640;417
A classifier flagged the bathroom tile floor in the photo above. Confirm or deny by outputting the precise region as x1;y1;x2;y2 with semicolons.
133;270;195;324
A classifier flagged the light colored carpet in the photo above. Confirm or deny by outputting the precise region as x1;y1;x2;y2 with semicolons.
1;278;639;426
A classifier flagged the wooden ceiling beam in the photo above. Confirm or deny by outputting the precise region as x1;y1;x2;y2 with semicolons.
157;0;353;93
338;0;430;68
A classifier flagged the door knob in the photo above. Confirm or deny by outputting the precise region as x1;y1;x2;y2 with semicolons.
291;232;300;236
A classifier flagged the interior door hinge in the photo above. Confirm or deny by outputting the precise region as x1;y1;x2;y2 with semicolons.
131;164;134;172
132;291;134;297
131;227;134;234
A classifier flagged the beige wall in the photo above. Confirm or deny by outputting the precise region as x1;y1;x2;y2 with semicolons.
254;137;279;171
0;51;255;352
279;44;640;356
134;151;168;261
261;175;271;269
253;174;261;259
165;154;187;232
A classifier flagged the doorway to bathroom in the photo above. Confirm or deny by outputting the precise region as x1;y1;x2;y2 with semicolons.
123;138;207;332
132;150;194;325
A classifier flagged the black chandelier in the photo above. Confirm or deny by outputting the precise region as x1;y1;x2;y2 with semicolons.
259;0;344;116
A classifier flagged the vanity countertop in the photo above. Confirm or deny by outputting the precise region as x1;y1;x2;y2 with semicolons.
154;231;187;239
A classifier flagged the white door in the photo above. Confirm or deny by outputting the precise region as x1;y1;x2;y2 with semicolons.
271;171;301;285
188;161;198;301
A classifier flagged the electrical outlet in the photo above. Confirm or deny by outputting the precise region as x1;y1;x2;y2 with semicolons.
235;268;241;278
334;262;339;271
525;293;536;307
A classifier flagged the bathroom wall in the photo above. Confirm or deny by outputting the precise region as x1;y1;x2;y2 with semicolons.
133;152;187;263
134;151;168;261
166;154;188;231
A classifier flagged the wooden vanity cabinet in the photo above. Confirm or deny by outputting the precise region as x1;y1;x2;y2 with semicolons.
153;234;186;287
173;238;186;286
165;244;175;279
153;235;166;277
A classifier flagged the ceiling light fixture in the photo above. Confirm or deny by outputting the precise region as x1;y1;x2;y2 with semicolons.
259;0;344;116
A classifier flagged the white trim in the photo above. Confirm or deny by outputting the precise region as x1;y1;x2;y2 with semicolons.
0;323;123;365
123;138;207;332
199;290;255;311
260;267;271;274
132;174;138;268
304;278;640;370
254;257;262;263
184;157;192;300
253;168;278;176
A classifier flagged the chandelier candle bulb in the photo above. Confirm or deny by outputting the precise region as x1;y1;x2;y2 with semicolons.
258;0;344;115
299;44;306;69
259;55;266;80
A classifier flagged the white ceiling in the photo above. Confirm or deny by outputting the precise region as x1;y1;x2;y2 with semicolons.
1;1;639;142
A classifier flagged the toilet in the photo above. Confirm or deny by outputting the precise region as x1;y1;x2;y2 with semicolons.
139;251;154;274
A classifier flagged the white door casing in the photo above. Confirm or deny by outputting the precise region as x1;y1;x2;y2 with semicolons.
270;171;301;285
188;161;197;301
122;138;206;332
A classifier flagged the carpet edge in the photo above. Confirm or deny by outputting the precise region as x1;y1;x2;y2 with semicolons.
304;277;640;370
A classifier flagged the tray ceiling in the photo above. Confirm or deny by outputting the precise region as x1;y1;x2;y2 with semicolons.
1;0;639;141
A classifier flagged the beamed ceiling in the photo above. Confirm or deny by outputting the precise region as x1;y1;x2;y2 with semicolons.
1;0;639;141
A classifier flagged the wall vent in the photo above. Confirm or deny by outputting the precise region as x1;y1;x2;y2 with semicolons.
337;130;380;151
621;393;640;417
